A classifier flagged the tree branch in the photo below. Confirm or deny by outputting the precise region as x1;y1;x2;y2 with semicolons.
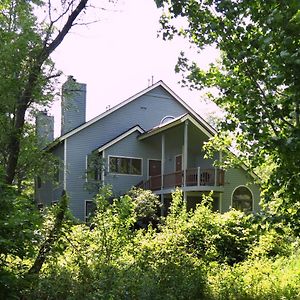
45;0;89;56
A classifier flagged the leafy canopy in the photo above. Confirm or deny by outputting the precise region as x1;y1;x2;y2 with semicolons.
156;0;300;229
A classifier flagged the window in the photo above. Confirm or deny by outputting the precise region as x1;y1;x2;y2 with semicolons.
86;152;103;181
109;156;142;175
232;186;253;212
85;200;96;222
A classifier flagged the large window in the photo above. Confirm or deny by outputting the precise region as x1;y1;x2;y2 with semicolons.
232;186;253;212
109;156;142;175
86;152;103;181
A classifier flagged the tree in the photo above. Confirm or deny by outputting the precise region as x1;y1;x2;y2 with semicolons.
156;0;300;229
0;0;91;186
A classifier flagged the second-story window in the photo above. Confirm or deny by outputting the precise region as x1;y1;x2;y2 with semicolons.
87;152;103;181
109;156;142;175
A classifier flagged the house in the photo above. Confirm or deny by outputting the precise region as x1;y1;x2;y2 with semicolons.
35;77;260;221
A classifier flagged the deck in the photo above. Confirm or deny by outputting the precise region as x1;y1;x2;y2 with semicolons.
137;168;225;191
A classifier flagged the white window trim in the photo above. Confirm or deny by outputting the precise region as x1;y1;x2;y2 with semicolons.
231;185;254;212
108;155;143;176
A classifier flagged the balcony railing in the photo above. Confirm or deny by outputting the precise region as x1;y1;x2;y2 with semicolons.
137;167;225;191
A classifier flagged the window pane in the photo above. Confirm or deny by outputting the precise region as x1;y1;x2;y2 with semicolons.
109;157;117;173
232;186;253;212
87;153;102;181
131;158;142;175
109;156;142;175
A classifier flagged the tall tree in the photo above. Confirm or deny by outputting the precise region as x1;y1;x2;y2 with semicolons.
156;1;300;227
0;0;90;185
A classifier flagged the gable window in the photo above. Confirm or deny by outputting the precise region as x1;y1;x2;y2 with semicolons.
109;156;142;175
232;186;253;212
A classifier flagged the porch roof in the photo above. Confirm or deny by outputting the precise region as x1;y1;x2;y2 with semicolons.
138;113;215;141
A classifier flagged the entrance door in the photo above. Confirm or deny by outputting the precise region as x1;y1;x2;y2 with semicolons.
175;155;182;171
148;160;161;190
149;159;161;177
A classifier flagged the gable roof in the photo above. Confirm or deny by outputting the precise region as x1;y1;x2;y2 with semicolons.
55;80;215;142
139;113;215;141
95;125;144;153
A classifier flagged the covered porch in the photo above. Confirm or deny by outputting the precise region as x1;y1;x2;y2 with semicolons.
138;113;225;194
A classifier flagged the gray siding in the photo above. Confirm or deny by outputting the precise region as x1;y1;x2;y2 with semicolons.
65;87;188;219
37;84;261;220
36;142;64;206
222;168;260;213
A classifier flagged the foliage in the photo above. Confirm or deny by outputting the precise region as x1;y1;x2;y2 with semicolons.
0;184;41;263
156;0;300;230
129;187;161;229
0;0;90;185
2;188;300;299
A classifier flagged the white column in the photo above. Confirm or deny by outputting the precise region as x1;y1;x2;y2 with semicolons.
183;120;188;187
161;133;165;189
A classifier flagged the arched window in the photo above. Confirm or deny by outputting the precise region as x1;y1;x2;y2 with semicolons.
232;186;253;212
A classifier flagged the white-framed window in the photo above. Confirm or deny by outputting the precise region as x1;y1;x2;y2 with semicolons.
85;200;96;222
86;152;103;181
108;155;142;175
231;185;253;213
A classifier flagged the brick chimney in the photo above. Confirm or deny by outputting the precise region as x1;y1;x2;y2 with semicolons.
61;76;86;135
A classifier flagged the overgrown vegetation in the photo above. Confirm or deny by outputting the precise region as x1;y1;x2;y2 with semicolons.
2;187;300;299
1;0;300;299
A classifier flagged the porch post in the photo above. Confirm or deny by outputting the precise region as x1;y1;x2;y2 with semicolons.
214;166;217;186
161;133;165;189
183;120;188;187
197;167;200;186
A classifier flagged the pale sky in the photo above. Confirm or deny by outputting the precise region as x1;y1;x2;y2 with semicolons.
50;0;219;137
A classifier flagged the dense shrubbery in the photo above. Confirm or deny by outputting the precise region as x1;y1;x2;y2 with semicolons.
2;187;300;299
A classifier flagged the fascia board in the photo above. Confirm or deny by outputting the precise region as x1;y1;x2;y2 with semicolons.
96;125;144;153
57;81;164;142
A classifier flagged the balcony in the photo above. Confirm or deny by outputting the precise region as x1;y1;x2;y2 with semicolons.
137;168;225;191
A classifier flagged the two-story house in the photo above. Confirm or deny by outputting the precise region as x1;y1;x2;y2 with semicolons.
36;77;260;221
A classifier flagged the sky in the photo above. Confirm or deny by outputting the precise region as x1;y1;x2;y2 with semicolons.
50;0;220;137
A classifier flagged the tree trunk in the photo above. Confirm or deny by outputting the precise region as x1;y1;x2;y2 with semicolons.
4;0;89;185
